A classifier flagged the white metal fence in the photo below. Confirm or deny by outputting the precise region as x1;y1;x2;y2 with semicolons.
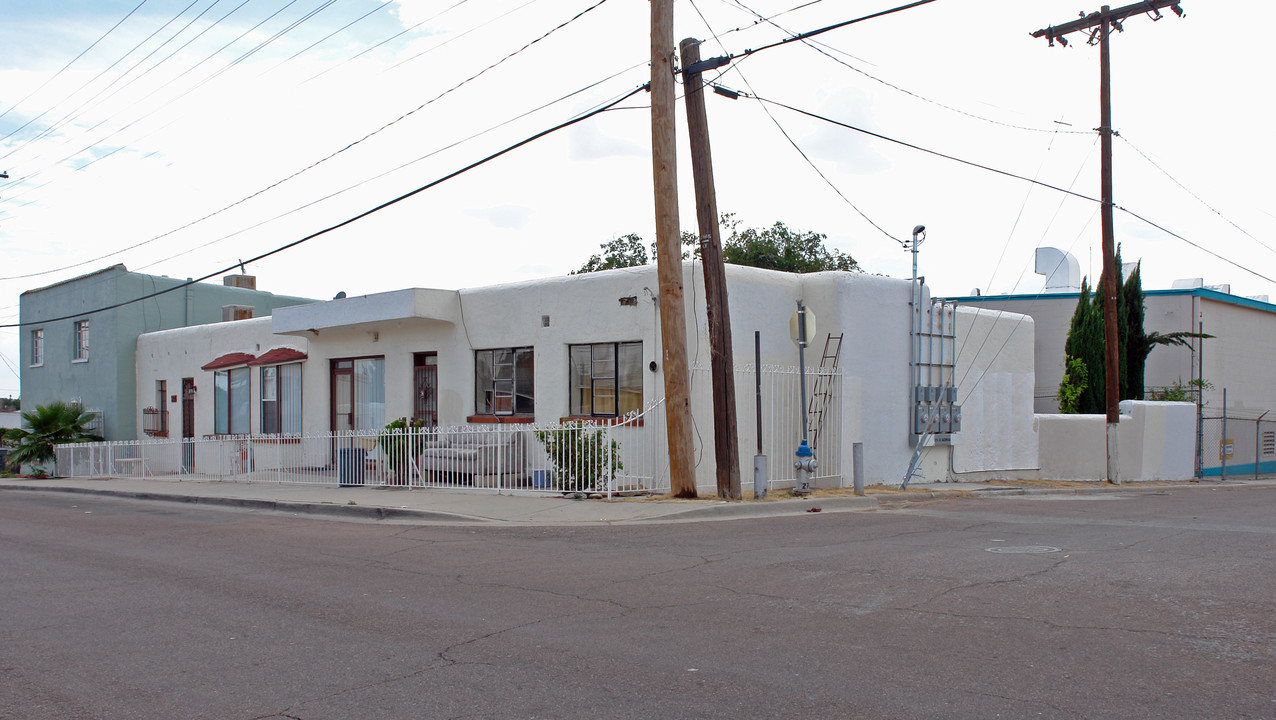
56;365;844;494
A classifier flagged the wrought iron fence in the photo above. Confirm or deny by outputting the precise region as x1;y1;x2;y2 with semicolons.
56;364;845;494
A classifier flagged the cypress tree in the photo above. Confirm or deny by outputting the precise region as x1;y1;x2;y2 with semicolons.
1062;278;1106;414
1121;260;1148;400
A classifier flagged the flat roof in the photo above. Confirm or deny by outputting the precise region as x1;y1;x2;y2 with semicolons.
943;287;1276;314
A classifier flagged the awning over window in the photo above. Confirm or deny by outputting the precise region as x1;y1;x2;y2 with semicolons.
201;352;256;371
248;347;308;366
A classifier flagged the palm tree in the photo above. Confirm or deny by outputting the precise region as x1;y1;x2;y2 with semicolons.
3;401;102;476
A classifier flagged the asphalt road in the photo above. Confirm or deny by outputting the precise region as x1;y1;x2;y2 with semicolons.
1;486;1273;719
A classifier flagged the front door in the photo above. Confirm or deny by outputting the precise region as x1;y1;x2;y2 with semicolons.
181;377;195;472
413;352;438;427
331;360;354;433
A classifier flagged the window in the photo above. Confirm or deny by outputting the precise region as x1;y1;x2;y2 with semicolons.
30;329;43;366
475;347;533;415
261;363;303;435
331;357;385;432
570;342;643;416
214;367;250;435
72;320;89;362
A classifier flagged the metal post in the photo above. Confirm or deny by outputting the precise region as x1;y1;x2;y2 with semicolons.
1196;320;1205;477
754;331;767;499
794;300;815;495
1221;388;1228;481
853;442;865;496
1255;411;1267;482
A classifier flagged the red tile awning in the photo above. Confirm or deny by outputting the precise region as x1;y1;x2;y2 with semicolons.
248;347;308;366
201;352;256;371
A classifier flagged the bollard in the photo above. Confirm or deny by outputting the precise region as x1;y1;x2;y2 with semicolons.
853;442;864;496
754;454;768;499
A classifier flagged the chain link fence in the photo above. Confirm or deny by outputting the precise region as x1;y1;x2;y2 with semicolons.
1199;410;1276;479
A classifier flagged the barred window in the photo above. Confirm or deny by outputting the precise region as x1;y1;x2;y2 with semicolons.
475;347;533;415
570;341;642;416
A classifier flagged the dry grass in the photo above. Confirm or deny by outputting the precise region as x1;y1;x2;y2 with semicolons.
603;476;1184;504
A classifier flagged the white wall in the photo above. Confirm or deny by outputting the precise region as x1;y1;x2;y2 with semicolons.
1036;401;1195;481
951;306;1038;476
131;264;1044;488
135;317;307;440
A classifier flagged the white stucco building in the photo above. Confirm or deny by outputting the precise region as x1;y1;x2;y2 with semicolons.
135;262;1043;488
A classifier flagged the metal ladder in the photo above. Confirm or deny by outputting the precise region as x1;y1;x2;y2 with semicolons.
806;333;843;451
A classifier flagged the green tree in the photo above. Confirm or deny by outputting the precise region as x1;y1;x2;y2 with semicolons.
1061;255;1211;413
574;233;648;274
1057;356;1089;414
721;216;858;273
1062;278;1106;413
574;214;859;274
3;401;102;475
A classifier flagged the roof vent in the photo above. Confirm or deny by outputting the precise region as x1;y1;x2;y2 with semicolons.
1205;283;1231;294
1034;247;1080;292
1171;278;1204;289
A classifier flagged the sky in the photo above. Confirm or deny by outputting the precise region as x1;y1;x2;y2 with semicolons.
0;0;1272;399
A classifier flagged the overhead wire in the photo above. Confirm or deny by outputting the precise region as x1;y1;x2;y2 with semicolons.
133;64;648;271
0;0;259;189
0;0;152;127
728;0;1089;136
1117;132;1273;256
263;0;394;74
683;0;901;242
757;92;1276;285
4;83;650;329
301;0;474;85
1;0;204;159
2;0;618;281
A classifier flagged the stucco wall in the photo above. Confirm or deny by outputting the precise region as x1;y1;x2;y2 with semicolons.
135;317;308;440
951;306;1038;475
1036;401;1195;481
954;289;1276;419
131;264;1042;487
24;265;315;441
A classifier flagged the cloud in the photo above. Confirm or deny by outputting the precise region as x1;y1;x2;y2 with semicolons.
567;122;645;161
465;205;533;230
800;87;890;176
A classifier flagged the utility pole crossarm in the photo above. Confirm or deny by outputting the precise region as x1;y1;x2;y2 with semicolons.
1032;0;1183;43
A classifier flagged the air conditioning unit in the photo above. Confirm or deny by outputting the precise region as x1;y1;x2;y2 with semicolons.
222;304;254;322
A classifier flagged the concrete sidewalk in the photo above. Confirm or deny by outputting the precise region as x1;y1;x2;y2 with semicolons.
2;475;1270;526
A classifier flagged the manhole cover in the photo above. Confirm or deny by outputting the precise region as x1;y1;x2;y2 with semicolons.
984;546;1061;554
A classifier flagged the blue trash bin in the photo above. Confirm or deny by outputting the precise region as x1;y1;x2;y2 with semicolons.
338;447;367;486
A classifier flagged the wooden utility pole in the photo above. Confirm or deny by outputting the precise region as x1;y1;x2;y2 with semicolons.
651;0;698;497
680;37;741;500
1031;0;1184;485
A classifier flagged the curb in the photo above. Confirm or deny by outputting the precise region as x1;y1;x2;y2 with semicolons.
1;484;479;523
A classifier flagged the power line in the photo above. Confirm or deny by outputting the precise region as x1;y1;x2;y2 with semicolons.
0;0;152;127
1;0;204;159
1;0;621;282
133;65;647;271
739;84;901;243
752;93;1102;204
4;83;649;329
756;92;1276;286
300;0;474;85
1117;132;1273;256
734;0;942;58
263;0;394;75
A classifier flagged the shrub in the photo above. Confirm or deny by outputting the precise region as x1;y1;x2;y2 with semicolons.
534;421;622;493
